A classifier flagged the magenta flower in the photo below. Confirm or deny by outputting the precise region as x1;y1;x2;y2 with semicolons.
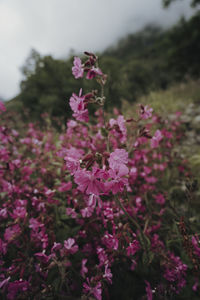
72;57;84;79
7;281;29;300
4;224;21;242
154;193;165;205
74;167;105;195
145;280;153;300
108;148;128;171
139;104;153;120
0;276;10;289
151;129;163;148
64;146;84;174
103;264;113;284
105;165;129;194
163;252;187;292
81;206;94;218
86;66;103;79
69;89;89;122
80;259;88;277
126;240;140;256
64;238;78;254
109;115;127;143
97;247;108;266
83;277;102;300
0;208;7;219
102;233;118;250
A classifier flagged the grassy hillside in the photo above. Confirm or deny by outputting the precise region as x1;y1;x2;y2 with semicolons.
122;80;200;192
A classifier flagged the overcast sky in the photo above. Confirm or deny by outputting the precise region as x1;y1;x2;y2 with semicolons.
0;0;194;100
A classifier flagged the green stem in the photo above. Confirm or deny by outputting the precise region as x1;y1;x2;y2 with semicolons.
114;195;150;257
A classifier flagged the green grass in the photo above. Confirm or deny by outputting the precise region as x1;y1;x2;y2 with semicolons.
122;79;200;117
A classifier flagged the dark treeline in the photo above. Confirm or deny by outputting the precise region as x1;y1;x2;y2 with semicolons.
7;9;200;124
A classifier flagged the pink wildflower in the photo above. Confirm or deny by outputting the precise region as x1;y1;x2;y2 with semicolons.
86;66;103;79
69;89;89;122
126;240;140;256
72;57;84;79
145;280;153;300
139;105;153;120
0;276;10;289
97;247;108;266
105;165;129;194
4;224;21;242
102;233;118;250
154;193;165;205
108;148;128;171
151;129;163;148
83;278;102;300
81;206;94;218
74;167;106;195
0;208;7;219
103;264;113;284
64;146;84;174
109;115;127;143
64;238;78;254
58;181;72;192
81;259;88;277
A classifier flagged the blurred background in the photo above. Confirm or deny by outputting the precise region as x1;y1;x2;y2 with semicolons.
1;0;199;122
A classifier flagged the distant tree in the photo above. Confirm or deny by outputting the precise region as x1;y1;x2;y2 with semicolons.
20;49;82;122
163;0;200;7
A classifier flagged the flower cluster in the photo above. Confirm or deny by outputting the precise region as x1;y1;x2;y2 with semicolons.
0;54;199;300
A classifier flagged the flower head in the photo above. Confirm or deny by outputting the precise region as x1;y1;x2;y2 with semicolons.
72;57;84;79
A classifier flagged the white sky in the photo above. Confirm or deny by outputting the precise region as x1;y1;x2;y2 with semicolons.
0;0;194;100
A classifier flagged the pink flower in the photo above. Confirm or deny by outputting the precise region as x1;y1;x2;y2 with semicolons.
109;115;127;143
154;193;165;205
81;259;88;277
103;264;113;284
126;240;140;256
64;146;84;174
81;206;94;218
72;57;84;79
139;105;153;120
86;66;103;79
102;233;118;250
0;276;10;289
7;280;29;300
105;165;129;194
74;167;106;195
29;218;44;231
4;224;21;242
12;206;27;219
83;278;102;300
66;208;77;218
97;247;108;266
51;242;62;252
35;252;50;264
108;148;128;171
69;89;89;122
151;129;163;148
64;238;78;254
145;280;153;300
58;182;72;192
0;208;7;219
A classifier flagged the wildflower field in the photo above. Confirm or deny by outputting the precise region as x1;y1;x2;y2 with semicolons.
0;53;200;300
